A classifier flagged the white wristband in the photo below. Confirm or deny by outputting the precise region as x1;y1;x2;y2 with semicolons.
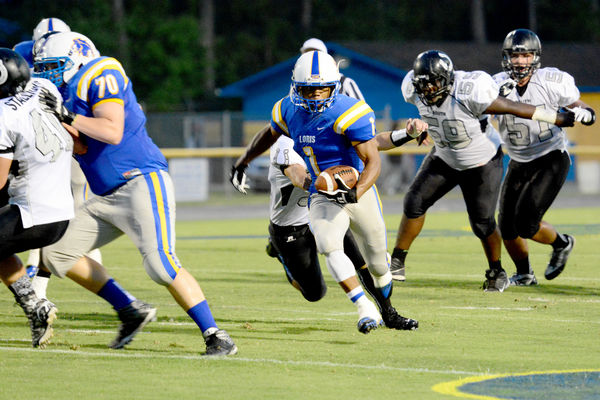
390;129;408;146
532;107;557;124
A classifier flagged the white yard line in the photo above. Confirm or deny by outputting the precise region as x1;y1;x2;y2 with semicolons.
0;345;483;376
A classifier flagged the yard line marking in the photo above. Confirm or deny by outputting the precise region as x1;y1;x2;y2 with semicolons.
442;306;533;311
0;346;483;376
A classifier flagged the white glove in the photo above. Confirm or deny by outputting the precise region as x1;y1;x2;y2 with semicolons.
498;78;516;97
570;107;595;124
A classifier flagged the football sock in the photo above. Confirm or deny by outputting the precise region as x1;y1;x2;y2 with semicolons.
187;300;218;335
97;279;136;310
391;248;408;264
515;257;532;275
551;233;568;249
346;286;366;305
488;260;502;270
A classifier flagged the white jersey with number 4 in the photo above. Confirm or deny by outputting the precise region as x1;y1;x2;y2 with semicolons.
0;78;74;228
493;67;579;163
268;135;309;226
402;70;502;171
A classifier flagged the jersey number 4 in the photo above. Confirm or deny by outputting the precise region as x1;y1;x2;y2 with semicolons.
32;110;73;161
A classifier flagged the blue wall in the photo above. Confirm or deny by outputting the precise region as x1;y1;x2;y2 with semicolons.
218;42;418;121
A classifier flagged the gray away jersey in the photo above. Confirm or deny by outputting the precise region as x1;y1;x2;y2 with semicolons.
402;70;502;171
493;67;579;162
0;78;74;228
268;135;310;226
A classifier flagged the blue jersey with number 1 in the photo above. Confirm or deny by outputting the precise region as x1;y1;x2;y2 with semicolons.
270;94;376;194
60;56;167;195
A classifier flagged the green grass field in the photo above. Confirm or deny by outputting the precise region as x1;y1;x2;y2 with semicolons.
1;206;599;399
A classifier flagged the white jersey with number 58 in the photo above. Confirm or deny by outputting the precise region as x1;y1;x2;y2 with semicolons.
402;70;502;171
493;67;579;162
0;78;74;228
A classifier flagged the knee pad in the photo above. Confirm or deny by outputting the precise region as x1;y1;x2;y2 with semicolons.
324;250;356;283
515;219;539;239
143;251;179;286
41;248;80;279
302;285;327;302
403;191;426;219
470;217;497;239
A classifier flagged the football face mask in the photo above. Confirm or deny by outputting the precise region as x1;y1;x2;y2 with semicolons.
291;50;340;113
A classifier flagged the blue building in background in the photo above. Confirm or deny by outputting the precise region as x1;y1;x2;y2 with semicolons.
218;42;418;122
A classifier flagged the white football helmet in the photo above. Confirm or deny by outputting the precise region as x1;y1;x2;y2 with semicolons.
291;50;340;113
32;18;71;42
33;31;99;86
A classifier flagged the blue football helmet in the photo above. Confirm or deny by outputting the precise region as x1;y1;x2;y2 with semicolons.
291;50;340;113
33;31;99;86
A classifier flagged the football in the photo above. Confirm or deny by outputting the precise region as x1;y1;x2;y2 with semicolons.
314;165;359;192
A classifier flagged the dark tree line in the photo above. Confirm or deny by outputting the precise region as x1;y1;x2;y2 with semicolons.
2;0;598;111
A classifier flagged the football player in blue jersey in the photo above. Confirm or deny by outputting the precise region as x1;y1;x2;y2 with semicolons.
232;50;418;333
33;31;236;355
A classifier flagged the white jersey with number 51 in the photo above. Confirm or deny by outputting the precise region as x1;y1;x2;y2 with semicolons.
402;70;502;171
493;67;580;162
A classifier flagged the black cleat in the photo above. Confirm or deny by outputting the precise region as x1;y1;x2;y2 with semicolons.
204;329;238;356
382;307;418;330
109;300;157;349
545;235;575;280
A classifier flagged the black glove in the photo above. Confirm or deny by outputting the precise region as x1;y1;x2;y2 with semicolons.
318;174;358;204
39;88;76;125
555;110;575;127
230;164;249;194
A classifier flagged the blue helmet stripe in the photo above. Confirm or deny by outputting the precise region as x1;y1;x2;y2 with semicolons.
311;51;319;76
48;18;54;31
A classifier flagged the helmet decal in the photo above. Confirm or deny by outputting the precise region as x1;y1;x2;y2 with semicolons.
70;38;94;58
311;50;320;78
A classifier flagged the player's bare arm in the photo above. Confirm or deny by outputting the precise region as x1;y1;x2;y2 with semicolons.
231;123;281;194
283;164;311;190
375;118;430;150
485;95;575;127
353;138;381;199
70;102;125;145
235;124;281;169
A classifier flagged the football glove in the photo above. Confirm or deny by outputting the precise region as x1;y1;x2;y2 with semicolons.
230;164;249;194
569;106;596;126
318;174;358;205
555;110;575;127
39;88;76;125
498;78;516;97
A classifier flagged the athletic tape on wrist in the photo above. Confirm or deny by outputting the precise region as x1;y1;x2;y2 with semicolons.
532;107;557;124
